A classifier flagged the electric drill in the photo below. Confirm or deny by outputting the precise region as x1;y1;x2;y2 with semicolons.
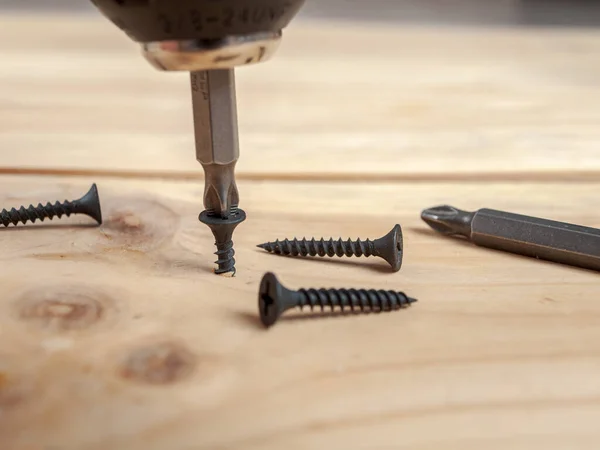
90;0;305;274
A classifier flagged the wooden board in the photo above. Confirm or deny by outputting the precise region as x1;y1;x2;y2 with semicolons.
1;11;600;450
1;15;600;180
0;176;599;449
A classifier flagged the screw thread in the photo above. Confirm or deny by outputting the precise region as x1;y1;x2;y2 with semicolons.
205;206;239;218
214;240;236;275
261;237;376;258
296;288;413;312
0;201;74;227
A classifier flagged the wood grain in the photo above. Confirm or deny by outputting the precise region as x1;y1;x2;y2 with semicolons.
0;176;599;449
1;15;600;179
2;11;600;450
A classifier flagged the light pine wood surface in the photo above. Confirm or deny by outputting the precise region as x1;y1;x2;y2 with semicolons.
0;12;599;450
2;15;600;180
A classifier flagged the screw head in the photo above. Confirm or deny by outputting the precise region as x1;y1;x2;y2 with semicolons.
199;209;246;242
199;208;246;227
258;272;285;328
374;224;403;272
78;183;103;225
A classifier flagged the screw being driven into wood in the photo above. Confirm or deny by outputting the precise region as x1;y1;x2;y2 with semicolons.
199;208;246;275
0;184;102;228
258;272;417;328
257;225;403;272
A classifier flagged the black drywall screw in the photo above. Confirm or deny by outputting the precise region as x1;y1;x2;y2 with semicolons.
257;224;403;272
199;208;246;275
258;272;417;328
0;184;102;227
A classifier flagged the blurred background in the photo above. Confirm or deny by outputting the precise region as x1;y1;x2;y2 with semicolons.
2;0;600;27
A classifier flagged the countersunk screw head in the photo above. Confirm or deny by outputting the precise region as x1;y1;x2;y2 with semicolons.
259;272;284;327
373;224;403;272
76;183;103;225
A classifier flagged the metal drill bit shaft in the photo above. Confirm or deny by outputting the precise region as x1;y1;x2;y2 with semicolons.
191;69;245;275
421;205;600;272
191;69;240;218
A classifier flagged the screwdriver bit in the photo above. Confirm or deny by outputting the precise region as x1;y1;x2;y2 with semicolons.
421;205;600;272
191;69;240;219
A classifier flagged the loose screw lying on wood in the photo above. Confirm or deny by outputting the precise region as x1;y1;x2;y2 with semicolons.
257;225;403;272
0;184;102;227
258;272;417;328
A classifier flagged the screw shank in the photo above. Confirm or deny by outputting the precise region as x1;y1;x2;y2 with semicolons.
296;288;413;312
471;209;600;271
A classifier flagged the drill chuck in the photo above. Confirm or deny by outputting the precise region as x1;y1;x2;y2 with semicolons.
91;0;305;71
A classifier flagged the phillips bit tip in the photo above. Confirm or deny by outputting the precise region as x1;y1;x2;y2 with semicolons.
420;205;474;238
421;204;600;271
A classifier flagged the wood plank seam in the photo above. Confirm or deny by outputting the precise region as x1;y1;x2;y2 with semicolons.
1;168;600;183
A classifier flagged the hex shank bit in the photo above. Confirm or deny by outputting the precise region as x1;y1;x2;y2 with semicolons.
191;69;240;218
421;205;600;272
191;69;246;275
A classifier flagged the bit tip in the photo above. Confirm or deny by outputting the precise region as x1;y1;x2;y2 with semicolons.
408;297;418;304
257;243;268;250
421;205;473;238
